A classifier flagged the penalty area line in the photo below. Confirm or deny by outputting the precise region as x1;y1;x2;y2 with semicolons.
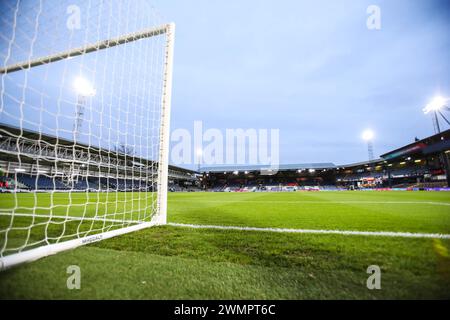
167;222;450;239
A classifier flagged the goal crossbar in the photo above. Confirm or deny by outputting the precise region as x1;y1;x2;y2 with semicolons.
0;24;171;74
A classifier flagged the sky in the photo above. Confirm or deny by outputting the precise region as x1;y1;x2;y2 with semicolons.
0;0;166;162
153;0;450;167
0;0;449;170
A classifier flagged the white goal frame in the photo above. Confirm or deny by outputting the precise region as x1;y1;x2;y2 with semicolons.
0;23;175;271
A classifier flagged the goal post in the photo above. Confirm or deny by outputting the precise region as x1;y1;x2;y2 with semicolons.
155;23;175;226
0;1;175;270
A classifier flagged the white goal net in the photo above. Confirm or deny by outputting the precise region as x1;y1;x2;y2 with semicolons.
0;0;174;269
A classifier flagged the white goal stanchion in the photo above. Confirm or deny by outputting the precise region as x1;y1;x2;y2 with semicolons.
0;0;174;270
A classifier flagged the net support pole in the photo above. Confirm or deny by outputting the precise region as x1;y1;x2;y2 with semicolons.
155;23;175;225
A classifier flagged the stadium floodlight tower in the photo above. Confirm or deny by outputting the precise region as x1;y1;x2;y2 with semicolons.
423;96;450;186
196;148;203;172
362;129;375;161
423;96;450;134
73;77;96;142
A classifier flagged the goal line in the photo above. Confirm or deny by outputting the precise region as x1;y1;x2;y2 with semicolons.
168;223;450;239
170;200;450;206
0;221;158;271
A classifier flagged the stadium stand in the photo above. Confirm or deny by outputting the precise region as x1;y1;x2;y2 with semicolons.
200;130;450;191
1;124;449;193
0;124;198;192
16;174;69;191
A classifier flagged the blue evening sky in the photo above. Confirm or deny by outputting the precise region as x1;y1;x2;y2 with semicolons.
154;0;450;166
1;0;449;169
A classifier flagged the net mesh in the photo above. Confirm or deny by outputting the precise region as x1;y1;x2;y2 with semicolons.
0;0;170;257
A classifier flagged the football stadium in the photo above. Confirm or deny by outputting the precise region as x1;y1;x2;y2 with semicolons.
1;0;450;304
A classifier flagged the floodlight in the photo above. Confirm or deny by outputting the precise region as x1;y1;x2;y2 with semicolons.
73;77;96;97
361;129;374;141
423;96;448;114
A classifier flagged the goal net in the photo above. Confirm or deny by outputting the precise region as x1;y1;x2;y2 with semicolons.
0;0;174;269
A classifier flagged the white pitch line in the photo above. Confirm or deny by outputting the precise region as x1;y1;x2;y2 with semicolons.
170;200;450;206
0;212;141;224
168;223;450;239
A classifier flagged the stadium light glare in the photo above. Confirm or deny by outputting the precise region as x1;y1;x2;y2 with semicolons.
362;129;375;161
423;96;448;114
73;77;96;97
361;129;374;141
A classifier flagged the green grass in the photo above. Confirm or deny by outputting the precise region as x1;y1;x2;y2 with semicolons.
0;192;156;254
0;191;155;219
1;191;450;299
168;191;450;233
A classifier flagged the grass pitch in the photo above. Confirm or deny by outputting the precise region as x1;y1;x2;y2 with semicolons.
1;191;450;299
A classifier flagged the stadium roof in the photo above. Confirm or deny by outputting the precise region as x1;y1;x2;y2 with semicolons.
199;163;336;173
0;124;196;174
335;159;383;169
381;129;450;160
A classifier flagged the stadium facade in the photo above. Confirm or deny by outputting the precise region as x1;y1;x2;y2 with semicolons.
1;124;449;192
